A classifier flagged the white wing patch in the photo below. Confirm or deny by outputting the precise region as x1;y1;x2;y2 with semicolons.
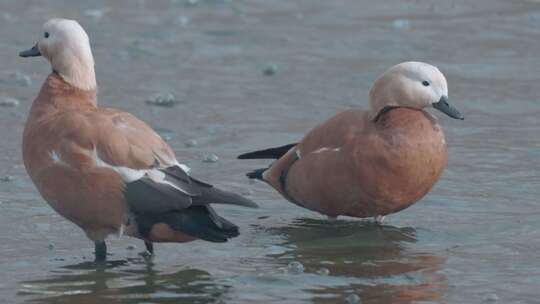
175;161;191;174
94;150;192;195
146;169;191;195
95;154;146;182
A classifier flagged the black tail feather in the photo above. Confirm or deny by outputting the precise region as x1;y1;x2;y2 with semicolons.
192;181;258;208
238;143;297;160
246;168;267;180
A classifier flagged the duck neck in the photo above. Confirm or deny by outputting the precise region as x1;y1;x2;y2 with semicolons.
51;45;97;92
56;58;96;92
369;99;399;121
35;72;98;109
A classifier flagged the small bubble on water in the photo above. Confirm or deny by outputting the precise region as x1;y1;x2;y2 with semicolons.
0;97;20;107
83;9;106;20
126;245;137;250
345;294;361;304
484;293;499;302
0;175;14;182
317;267;330;276
184;139;198;148
287;261;304;274
263;64;278;76
145;92;178;107
176;16;190;26
203;154;219;163
392;19;410;30
2;12;15;22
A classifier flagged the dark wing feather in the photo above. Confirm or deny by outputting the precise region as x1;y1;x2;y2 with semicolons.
237;143;297;159
124;165;256;242
124;177;192;213
190;176;258;208
124;165;258;215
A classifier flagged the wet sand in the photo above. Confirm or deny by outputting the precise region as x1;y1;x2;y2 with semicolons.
0;0;539;303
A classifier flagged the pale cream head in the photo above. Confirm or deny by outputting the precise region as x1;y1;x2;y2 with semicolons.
369;62;462;120
22;18;96;91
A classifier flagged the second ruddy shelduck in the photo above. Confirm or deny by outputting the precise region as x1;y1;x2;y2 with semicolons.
239;62;463;221
20;18;257;261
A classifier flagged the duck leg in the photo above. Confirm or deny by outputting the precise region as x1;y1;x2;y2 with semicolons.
94;241;107;262
144;241;154;255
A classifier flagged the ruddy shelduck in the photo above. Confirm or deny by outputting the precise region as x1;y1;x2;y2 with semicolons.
239;62;463;221
20;18;257;261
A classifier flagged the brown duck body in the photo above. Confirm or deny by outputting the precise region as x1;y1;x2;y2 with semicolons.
20;18;257;260
263;107;448;218
23;74;253;244
23;74;123;241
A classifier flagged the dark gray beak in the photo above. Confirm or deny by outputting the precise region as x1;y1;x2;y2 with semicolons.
19;43;41;58
433;95;464;120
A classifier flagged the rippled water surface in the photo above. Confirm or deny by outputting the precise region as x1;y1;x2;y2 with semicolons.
0;0;539;303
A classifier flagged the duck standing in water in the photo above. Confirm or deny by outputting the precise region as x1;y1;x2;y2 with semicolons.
20;18;257;261
239;62;463;221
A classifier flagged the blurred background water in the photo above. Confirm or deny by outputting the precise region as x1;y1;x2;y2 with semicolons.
0;0;539;303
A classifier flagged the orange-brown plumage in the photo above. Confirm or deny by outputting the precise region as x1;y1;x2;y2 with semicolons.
239;62;462;220
266;108;447;218
21;18;256;260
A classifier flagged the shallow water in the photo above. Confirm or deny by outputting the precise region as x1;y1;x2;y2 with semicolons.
0;0;539;303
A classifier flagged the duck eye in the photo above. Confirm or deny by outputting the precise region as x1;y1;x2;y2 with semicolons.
422;80;430;86
44;32;50;38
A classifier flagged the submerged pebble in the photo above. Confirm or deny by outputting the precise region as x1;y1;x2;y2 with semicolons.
345;294;361;304
2;12;16;22
287;261;304;274
83;9;106;20
0;97;20;107
0;176;14;182
263;64;278;76
202;154;219;163
145;93;178;107
176;16;190;27
484;293;499;302
184;139;198;148
392;19;410;30
317;267;330;276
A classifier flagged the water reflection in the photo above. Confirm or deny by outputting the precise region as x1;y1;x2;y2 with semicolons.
269;218;447;303
18;258;230;304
